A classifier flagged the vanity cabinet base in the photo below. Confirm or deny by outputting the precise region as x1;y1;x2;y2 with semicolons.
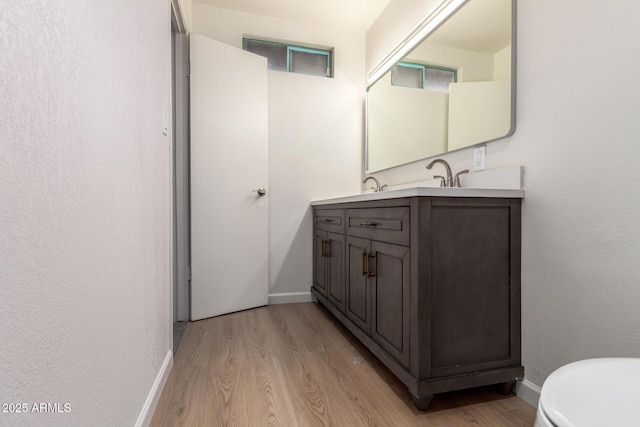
312;197;524;410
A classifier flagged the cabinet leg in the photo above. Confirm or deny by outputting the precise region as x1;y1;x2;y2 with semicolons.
410;393;433;411
496;381;516;395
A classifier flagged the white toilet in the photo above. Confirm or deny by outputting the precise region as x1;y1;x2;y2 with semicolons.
535;358;640;427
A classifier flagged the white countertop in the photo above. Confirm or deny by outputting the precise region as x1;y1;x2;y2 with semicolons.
310;186;524;206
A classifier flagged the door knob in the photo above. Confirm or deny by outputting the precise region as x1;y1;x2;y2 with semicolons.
254;188;267;197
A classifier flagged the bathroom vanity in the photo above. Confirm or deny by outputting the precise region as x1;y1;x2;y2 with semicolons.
311;188;524;410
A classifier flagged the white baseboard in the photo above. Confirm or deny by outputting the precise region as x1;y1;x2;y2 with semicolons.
268;291;313;305
516;379;541;408
135;349;173;427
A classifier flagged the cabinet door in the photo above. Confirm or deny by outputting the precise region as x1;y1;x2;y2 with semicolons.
326;232;345;313
346;236;371;334
313;229;328;297
370;241;410;368
430;201;512;375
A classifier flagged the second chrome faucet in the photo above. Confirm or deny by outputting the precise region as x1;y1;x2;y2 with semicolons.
362;176;387;192
426;159;468;188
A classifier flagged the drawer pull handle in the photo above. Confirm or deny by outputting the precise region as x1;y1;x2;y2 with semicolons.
360;221;378;227
321;218;334;223
361;252;367;276
367;252;376;278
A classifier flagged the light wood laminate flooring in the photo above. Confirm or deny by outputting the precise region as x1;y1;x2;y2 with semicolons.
151;303;535;426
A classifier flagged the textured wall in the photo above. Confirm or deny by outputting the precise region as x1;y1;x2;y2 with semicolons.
0;1;171;425
366;0;640;391
193;5;364;296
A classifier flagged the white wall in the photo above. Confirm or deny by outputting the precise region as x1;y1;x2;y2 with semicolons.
192;5;363;296
366;0;640;395
0;1;172;426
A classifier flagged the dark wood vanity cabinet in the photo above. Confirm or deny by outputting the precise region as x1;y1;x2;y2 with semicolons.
312;196;523;410
313;210;346;312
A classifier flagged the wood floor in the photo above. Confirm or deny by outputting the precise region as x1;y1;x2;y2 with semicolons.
150;303;535;426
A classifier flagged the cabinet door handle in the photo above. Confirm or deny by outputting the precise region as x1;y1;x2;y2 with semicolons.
325;239;331;257
360;221;377;227
321;240;326;257
361;251;367;276
367;252;376;278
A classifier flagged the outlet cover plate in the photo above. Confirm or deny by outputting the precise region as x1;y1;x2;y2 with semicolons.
473;146;486;171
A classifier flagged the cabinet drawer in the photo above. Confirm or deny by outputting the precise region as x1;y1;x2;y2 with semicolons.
347;207;410;246
314;209;345;233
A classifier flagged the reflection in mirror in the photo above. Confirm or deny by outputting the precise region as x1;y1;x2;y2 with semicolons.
366;0;514;173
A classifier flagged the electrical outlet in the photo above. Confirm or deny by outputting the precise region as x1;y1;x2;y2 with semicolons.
473;146;486;171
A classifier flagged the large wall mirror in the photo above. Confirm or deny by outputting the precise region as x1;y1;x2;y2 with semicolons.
366;0;515;172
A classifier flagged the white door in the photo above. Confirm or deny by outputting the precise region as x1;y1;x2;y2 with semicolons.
190;34;269;321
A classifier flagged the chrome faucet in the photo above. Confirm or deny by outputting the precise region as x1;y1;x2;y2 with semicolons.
426;159;453;187
362;176;386;192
